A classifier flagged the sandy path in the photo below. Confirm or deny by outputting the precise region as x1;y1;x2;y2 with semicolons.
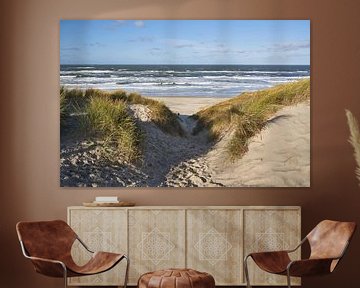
207;101;310;187
149;96;230;115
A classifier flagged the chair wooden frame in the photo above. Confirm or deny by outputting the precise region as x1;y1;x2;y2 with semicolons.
243;220;356;288
16;220;129;288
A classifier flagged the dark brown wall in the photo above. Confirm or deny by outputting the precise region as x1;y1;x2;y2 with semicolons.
1;0;360;287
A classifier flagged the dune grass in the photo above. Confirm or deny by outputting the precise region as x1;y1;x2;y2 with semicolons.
60;88;183;161
83;96;142;161
193;79;310;160
60;87;68;125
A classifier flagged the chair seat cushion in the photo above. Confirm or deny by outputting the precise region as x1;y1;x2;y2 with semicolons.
138;268;215;288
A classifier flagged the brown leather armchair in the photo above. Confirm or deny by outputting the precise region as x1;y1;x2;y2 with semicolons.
16;220;129;288
244;220;356;288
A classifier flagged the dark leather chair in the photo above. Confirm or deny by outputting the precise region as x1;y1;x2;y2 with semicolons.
244;220;356;288
16;220;129;288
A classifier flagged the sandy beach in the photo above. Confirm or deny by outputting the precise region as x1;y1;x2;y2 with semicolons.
149;96;230;115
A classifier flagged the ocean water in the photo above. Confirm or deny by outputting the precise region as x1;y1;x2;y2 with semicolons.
60;64;310;97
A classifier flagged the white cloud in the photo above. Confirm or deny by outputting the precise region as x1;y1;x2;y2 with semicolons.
166;39;196;49
268;41;310;52
134;20;144;28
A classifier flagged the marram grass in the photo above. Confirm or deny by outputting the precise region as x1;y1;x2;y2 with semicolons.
60;86;67;125
194;79;310;160
83;96;142;161
346;109;360;186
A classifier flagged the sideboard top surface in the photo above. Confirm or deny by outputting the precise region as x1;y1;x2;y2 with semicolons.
68;205;301;210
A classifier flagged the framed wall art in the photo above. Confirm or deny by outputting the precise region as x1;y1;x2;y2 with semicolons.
60;20;310;187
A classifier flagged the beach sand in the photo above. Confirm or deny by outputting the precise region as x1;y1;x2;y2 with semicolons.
148;96;230;115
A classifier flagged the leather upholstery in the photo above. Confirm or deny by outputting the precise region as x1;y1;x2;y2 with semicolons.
17;220;77;263
250;251;291;274
138;269;215;288
248;220;356;277
287;258;334;277
16;220;124;278
307;220;356;260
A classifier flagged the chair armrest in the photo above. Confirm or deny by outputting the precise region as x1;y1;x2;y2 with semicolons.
246;251;291;274
19;240;67;277
248;250;289;256
76;236;94;253
26;255;67;278
26;255;65;265
245;237;306;259
287;258;336;277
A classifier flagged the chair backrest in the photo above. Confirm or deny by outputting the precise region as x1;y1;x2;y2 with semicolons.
16;220;77;261
307;220;356;260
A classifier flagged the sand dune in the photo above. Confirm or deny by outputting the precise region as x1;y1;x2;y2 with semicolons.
206;101;310;187
143;99;310;187
61;96;310;187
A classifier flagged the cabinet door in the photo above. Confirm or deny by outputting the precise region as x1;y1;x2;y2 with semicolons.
243;209;301;286
68;208;128;286
187;209;243;285
128;209;186;284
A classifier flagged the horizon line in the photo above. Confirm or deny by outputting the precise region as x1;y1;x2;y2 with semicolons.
60;63;310;66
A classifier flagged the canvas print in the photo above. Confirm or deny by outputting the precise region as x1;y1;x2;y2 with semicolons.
60;20;310;187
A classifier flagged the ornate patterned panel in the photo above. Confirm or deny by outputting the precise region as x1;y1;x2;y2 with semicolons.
68;206;300;286
68;208;127;286
128;209;186;284
187;209;243;285
244;209;301;286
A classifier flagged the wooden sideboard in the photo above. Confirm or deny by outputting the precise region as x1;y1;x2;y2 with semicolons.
67;206;301;286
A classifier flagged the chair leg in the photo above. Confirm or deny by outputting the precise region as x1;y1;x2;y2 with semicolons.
244;255;252;288
123;255;130;288
286;269;291;288
62;265;68;288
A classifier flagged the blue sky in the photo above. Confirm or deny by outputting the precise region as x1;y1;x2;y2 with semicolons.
60;20;310;65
